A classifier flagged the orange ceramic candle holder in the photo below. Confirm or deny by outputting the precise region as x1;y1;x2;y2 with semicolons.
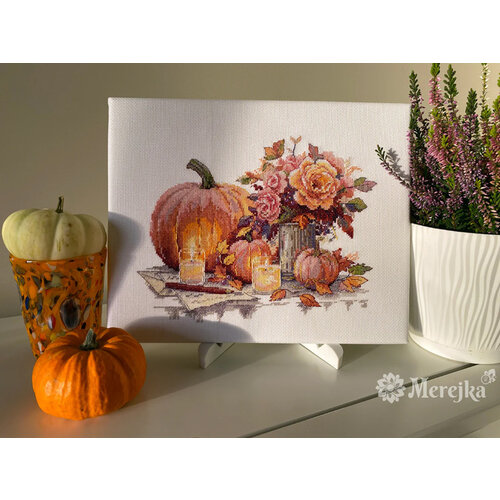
9;247;106;357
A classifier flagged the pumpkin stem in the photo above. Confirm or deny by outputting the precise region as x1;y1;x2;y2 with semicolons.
80;329;99;351
56;196;64;213
186;159;216;189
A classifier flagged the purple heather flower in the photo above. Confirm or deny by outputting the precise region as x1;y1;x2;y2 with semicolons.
377;65;500;234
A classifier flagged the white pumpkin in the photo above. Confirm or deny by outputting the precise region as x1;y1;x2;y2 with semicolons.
2;196;106;260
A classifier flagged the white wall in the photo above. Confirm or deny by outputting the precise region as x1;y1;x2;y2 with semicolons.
1;63;498;317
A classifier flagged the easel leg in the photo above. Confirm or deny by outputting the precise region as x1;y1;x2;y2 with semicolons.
300;343;343;369
199;342;343;369
198;342;234;368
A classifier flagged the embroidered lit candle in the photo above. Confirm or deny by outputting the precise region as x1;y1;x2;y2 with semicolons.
252;256;281;294
179;248;205;285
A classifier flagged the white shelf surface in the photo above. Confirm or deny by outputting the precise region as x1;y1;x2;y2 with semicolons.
0;311;498;437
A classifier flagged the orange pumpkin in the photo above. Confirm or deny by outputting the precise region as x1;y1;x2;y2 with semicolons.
294;248;339;287
229;239;272;283
150;159;253;271
32;327;146;420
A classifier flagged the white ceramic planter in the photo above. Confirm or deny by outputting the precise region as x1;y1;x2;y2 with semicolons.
409;223;500;364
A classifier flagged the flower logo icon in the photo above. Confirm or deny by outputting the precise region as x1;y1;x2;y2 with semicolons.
481;369;496;385
376;372;406;403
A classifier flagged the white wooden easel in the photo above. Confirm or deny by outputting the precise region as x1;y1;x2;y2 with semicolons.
198;342;343;369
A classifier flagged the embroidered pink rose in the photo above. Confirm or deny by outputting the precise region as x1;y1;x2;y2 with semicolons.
275;153;306;173
322;151;346;175
255;189;281;223
263;170;287;194
338;175;355;202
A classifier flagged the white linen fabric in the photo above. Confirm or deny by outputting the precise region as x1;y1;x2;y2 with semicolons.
108;98;410;343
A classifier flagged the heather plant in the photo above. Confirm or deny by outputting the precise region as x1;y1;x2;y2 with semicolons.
377;63;500;234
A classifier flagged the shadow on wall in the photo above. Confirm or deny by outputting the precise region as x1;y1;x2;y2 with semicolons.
107;211;143;312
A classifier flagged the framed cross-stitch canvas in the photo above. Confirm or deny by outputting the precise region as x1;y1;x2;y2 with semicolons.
108;98;410;344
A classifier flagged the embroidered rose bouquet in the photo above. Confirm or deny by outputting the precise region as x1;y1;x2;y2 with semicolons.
210;137;377;303
236;137;376;240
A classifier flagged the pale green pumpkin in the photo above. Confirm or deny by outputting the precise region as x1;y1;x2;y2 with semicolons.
2;196;106;260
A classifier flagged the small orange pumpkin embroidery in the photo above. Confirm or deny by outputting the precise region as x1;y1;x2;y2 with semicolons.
294;248;339;287
228;239;272;283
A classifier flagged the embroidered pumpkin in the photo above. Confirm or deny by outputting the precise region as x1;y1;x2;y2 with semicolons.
2;196;106;260
229;239;272;283
150;159;253;272
32;327;146;420
294;248;339;287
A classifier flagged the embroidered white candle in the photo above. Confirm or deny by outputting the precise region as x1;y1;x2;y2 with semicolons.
252;256;281;294
179;248;205;285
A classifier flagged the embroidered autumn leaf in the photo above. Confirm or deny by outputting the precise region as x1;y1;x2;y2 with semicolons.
339;275;368;292
315;281;333;295
207;276;226;283
223;253;236;266
228;279;243;291
237;175;252;185
348;264;373;276
238;169;262;184
247;168;263;179
300;294;321;307
346;165;362;176
264;139;285;160
292;213;315;229
337;214;354;238
270;289;287;302
216;240;229;255
345;198;368;213
261;161;274;172
236;226;252;238
214;263;227;278
290;135;302;144
332;248;354;273
237;215;254;228
354;177;377;193
308;144;324;162
345;251;359;262
304;278;316;289
209;264;227;282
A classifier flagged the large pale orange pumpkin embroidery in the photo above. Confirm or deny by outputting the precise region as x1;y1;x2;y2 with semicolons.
294;248;339;287
228;239;272;283
32;327;146;420
150;159;253;271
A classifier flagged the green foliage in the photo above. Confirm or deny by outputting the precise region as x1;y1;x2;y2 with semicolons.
345;198;367;212
465;89;478;115
493;91;500;115
348;264;372;276
430;63;440;78
480;63;490;115
481;105;492;123
277;205;296;224
409;71;420;98
237;175;252;185
375;145;387;163
444;65;458;100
